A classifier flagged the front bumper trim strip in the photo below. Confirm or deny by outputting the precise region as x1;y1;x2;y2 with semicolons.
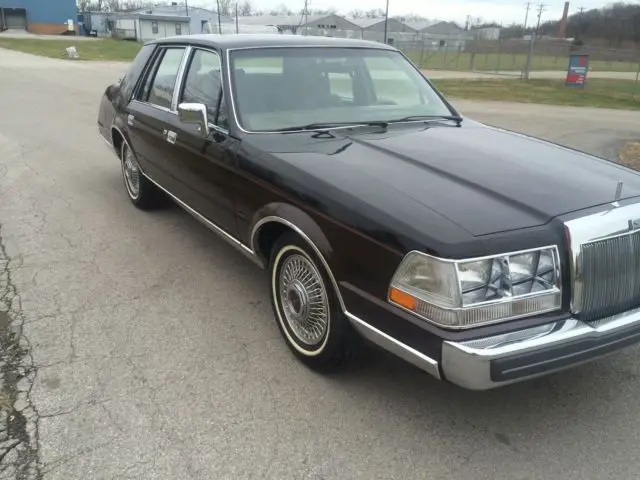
442;307;640;390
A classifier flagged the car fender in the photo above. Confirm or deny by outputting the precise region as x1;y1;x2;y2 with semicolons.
250;203;347;309
110;118;133;158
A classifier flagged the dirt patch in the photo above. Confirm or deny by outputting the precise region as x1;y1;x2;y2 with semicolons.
619;141;640;170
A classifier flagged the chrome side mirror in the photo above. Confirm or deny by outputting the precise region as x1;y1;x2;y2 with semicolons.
178;103;209;137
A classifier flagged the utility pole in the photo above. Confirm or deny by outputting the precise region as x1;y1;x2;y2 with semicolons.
216;0;222;34
523;1;531;30
300;0;309;35
383;0;390;44
576;6;585;39
185;0;189;17
523;3;545;80
235;2;238;33
534;3;545;35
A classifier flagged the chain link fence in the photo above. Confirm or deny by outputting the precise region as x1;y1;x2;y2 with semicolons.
394;38;640;80
295;28;639;81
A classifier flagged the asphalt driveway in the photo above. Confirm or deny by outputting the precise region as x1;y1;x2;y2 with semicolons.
2;48;640;480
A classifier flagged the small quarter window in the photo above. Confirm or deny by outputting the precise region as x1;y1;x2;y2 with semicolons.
180;49;224;126
175;23;181;35
152;21;158;34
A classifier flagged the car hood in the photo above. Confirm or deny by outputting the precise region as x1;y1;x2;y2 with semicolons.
243;121;640;238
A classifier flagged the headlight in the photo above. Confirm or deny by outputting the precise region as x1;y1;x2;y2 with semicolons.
388;246;561;329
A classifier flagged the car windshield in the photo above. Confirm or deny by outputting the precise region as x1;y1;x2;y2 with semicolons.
228;46;454;132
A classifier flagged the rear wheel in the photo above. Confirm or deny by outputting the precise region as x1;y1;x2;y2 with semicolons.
269;232;357;371
120;141;166;210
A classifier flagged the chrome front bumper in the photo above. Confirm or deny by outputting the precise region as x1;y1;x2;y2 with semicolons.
442;308;640;390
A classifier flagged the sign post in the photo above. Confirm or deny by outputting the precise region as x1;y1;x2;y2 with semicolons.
565;54;589;88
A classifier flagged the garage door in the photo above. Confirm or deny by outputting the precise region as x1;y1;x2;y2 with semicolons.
3;9;27;30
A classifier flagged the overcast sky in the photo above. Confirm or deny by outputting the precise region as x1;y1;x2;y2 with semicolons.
188;0;632;25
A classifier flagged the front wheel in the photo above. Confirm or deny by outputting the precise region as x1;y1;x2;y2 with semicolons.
269;232;357;371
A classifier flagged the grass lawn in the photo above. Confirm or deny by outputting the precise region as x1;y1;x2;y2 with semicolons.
619;141;640;170
432;78;640;110
0;37;142;61
403;50;640;73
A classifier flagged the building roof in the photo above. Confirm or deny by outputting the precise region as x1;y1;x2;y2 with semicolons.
152;33;397;50
422;21;465;34
116;13;191;23
348;18;384;28
404;19;437;31
130;5;233;22
131;5;209;15
235;15;326;27
348;17;418;31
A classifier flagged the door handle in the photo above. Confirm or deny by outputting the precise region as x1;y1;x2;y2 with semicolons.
127;114;135;126
166;130;177;144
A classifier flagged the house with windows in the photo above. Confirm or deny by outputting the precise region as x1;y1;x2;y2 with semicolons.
113;13;190;42
130;4;232;35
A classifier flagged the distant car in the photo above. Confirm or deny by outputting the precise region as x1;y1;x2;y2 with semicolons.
98;34;640;390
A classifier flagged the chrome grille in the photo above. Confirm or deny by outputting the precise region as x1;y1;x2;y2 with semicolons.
580;229;640;322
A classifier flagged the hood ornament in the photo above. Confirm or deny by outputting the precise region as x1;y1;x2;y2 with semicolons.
612;181;624;207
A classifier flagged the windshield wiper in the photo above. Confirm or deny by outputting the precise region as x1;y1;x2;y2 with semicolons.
277;121;389;133
390;115;463;125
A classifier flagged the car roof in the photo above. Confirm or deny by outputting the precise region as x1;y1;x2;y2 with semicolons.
149;33;397;51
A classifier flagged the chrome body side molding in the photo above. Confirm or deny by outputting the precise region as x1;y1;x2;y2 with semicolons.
103;135;444;381
142;173;265;268
346;312;441;380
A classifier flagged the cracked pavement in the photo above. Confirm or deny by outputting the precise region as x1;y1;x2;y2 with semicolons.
2;47;640;479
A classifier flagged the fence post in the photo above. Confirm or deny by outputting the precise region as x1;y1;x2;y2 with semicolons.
634;60;640;102
420;37;426;68
470;52;476;71
496;41;502;72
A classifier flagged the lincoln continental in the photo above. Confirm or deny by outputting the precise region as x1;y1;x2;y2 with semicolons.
98;34;640;390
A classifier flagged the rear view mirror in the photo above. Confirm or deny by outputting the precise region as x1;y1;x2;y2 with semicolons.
178;103;209;137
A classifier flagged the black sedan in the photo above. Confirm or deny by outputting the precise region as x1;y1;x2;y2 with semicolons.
98;34;640;390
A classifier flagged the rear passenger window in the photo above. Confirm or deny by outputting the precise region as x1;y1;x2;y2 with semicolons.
180;49;223;126
143;47;186;109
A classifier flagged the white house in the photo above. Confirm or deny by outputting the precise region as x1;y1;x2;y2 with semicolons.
114;13;190;42
130;4;232;35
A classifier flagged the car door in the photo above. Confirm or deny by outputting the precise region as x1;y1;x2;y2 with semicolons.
125;45;190;198
159;47;237;235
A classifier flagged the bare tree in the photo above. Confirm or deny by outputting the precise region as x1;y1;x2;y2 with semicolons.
349;9;364;18
364;8;384;18
120;0;153;11
237;0;253;16
216;0;234;16
310;7;336;15
270;3;293;16
103;0;120;12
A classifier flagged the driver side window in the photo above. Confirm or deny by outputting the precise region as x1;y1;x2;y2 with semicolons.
180;49;224;127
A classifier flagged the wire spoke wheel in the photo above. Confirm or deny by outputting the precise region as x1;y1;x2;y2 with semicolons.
122;145;141;199
278;253;330;347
